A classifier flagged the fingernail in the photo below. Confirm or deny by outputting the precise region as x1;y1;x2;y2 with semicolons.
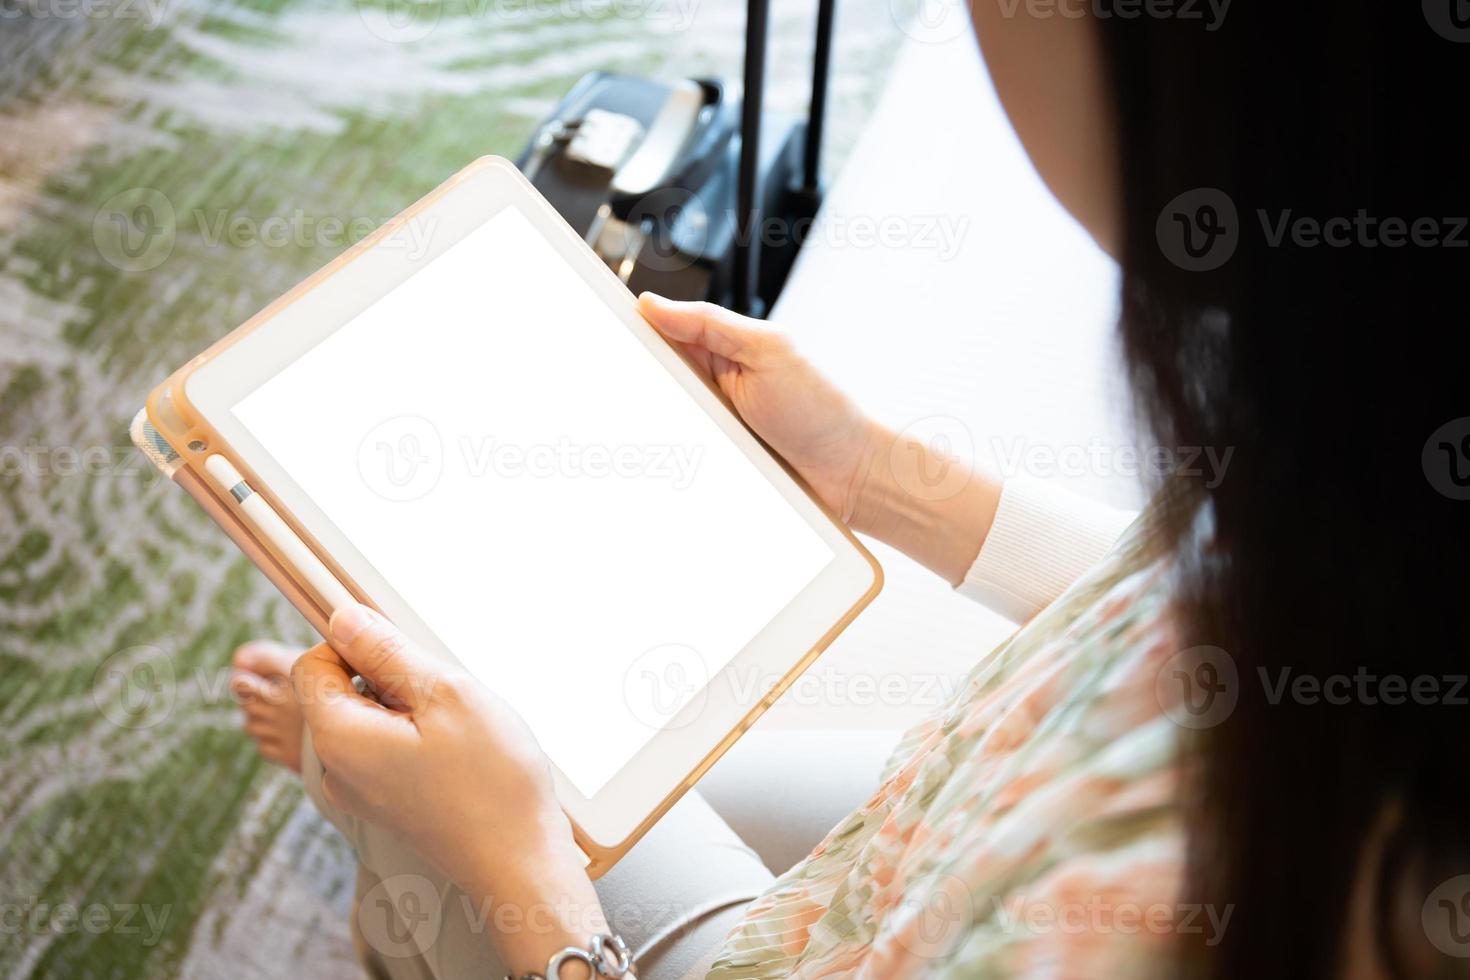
330;605;372;645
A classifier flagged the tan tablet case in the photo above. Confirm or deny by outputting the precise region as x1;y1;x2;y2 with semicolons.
130;156;883;877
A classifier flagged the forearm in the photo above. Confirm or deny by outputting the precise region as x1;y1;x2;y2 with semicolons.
459;825;627;978
848;424;1002;585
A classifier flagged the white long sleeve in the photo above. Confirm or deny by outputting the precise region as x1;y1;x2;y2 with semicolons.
956;477;1136;622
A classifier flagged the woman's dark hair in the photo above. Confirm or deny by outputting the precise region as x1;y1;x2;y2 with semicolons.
1095;3;1469;976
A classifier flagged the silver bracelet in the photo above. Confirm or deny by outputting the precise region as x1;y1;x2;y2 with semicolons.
507;933;634;980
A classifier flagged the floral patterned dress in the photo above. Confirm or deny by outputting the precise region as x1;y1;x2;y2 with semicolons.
708;510;1199;978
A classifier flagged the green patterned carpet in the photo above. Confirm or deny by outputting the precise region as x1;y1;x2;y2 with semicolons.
0;2;899;976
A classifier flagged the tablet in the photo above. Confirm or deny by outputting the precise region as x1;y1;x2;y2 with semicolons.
146;156;881;872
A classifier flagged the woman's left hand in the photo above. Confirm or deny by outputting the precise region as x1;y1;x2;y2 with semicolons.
291;604;606;967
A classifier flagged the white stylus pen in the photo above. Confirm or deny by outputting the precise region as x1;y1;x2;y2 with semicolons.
203;454;356;614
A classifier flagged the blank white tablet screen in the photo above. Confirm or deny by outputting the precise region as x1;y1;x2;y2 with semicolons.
232;205;834;797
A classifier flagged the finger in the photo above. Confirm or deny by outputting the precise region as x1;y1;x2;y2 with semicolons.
290;640;394;736
638;293;784;367
327;604;452;711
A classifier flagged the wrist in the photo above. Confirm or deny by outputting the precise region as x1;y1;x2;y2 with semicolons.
848;423;1002;585
457;805;585;897
463;834;608;978
846;423;901;536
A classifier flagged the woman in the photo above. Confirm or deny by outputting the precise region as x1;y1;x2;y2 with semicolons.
230;1;1470;977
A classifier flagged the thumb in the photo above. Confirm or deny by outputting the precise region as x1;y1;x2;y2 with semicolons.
327;604;451;711
638;293;783;367
290;640;395;737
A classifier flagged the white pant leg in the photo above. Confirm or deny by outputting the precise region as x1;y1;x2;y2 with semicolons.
696;728;898;874
301;728;772;980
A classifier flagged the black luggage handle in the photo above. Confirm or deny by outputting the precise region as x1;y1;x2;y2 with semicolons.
733;0;836;314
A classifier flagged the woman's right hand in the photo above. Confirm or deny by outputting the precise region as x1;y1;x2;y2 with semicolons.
639;293;882;523
640;292;1001;585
